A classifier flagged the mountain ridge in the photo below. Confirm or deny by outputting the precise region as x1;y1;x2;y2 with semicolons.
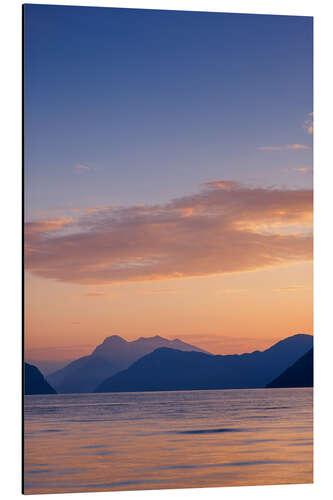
95;334;313;393
47;334;209;394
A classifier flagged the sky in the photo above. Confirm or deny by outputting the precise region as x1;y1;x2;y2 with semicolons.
24;5;313;362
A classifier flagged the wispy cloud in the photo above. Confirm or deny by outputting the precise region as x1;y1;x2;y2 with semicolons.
84;291;121;298
280;166;313;175
273;285;310;292
25;216;75;234
24;216;76;256
25;181;313;285
303;112;313;135
202;180;239;190
71;206;109;215
295;167;312;174
35;206;111;217
136;289;184;295
258;144;310;151
74;163;100;172
35;208;70;216
217;288;248;295
75;163;91;170
259;113;313;152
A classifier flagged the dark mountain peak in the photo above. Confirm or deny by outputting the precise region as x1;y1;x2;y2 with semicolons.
91;335;128;359
266;333;313;353
25;363;57;395
267;348;313;388
280;333;312;342
92;335;126;352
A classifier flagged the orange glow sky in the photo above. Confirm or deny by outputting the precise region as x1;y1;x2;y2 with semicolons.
25;257;312;359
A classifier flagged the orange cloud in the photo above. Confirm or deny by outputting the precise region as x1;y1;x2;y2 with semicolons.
273;285;310;292
203;180;239;190
258;144;310;151
25;182;313;285
296;167;312;174
24;216;76;257
25;216;75;234
136;289;184;295
71;206;110;215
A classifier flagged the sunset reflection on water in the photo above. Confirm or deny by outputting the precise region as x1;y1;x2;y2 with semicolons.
24;388;313;494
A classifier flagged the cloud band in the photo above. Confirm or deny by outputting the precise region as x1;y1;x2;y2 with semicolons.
25;181;313;285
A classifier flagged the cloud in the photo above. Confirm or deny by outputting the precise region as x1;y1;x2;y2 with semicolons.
202;180;239;190
280;166;313;175
24;216;76;256
35;206;110;217
25;181;313;285
35;208;70;216
259;113;313;152
136;289;184;295
72;206;109;215
258;144;310;151
75;163;91;170
74;163;100;172
303;112;313;135
84;291;121;298
25;216;75;235
217;288;248;295
295;167;312;174
273;285;310;292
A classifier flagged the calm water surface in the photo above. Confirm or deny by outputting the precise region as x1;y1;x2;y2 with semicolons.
24;388;313;494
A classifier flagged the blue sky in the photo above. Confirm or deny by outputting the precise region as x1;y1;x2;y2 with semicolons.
24;5;313;218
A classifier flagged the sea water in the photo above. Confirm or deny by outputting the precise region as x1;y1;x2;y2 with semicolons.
24;388;313;494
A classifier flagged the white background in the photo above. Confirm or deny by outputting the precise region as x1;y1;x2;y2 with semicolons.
0;0;332;499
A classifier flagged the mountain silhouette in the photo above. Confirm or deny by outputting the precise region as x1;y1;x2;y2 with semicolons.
95;334;313;393
47;335;208;394
266;347;313;388
24;363;57;395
